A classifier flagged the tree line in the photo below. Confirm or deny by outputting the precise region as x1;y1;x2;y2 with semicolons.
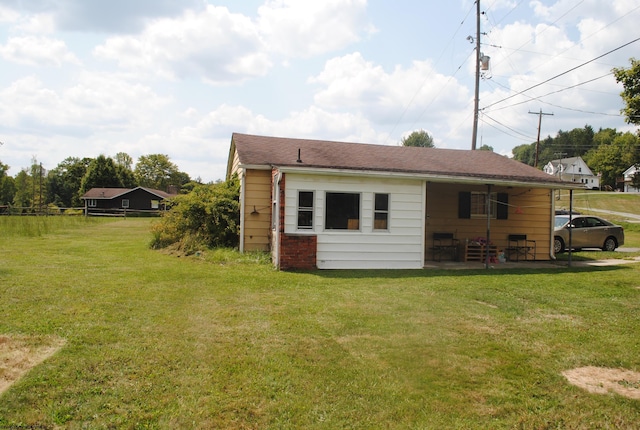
0;153;196;210
512;125;640;189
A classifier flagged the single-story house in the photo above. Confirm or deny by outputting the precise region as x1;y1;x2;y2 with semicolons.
81;186;177;215
543;156;600;189
620;165;640;193
227;133;580;270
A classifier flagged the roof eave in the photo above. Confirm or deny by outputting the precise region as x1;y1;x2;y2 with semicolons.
274;165;581;189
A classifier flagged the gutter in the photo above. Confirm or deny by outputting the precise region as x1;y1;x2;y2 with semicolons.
271;165;583;190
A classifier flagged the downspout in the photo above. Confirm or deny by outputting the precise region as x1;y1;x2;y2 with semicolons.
239;171;246;253
272;171;282;269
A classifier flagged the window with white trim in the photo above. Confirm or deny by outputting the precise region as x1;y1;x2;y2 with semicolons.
297;191;314;229
88;199;97;207
325;192;360;230
122;199;130;208
374;193;389;230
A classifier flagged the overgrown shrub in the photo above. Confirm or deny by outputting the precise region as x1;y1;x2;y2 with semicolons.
150;176;240;253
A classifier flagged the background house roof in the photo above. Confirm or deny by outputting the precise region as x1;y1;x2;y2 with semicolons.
231;133;569;186
82;187;176;200
545;156;594;176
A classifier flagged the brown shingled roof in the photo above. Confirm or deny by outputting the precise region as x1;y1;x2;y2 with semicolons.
81;187;176;200
231;133;569;186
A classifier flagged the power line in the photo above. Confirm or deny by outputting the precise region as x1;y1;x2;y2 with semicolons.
482;36;640;111
482;114;535;141
489;72;619;114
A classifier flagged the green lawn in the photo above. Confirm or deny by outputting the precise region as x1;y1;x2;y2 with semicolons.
1;218;640;428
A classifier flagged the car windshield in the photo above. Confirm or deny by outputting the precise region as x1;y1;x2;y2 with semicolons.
554;216;569;228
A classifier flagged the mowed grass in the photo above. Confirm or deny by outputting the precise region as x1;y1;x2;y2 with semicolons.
556;190;640;216
1;218;640;428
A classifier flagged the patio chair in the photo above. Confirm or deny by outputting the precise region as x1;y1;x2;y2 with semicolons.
506;234;536;261
432;232;459;262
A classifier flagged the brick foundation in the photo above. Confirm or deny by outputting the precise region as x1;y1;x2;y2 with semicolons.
276;172;317;270
279;234;317;270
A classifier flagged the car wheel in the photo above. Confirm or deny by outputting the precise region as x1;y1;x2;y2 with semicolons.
602;237;617;252
554;237;565;254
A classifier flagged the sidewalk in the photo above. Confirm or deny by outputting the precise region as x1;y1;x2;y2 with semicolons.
576;207;640;223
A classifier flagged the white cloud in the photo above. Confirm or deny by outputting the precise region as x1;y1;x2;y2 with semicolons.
93;1;376;83
0;73;169;137
257;0;375;57
309;52;469;131
0;36;80;66
0;0;203;33
15;12;55;34
93;5;272;84
0;5;21;23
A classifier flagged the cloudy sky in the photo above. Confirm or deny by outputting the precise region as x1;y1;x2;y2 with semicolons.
0;0;638;182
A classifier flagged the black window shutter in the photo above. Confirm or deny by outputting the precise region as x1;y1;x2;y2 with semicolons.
458;192;471;219
497;193;508;219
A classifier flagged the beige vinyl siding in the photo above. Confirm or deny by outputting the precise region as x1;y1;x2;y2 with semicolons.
284;173;424;269
425;183;552;260
243;169;272;252
229;149;241;177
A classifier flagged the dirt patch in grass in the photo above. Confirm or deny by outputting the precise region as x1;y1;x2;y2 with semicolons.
563;366;640;399
0;335;66;395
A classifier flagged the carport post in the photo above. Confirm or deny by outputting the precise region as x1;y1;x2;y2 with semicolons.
568;189;573;267
485;184;492;269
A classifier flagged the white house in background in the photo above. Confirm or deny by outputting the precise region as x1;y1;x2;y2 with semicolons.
543;156;600;189
621;165;640;192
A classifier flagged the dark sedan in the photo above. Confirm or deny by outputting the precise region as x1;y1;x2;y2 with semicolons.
554;215;624;253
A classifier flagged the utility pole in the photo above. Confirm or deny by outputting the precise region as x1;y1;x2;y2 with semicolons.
471;0;481;150
529;109;553;167
553;152;567;178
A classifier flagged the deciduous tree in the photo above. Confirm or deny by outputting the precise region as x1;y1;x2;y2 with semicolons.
401;130;435;148
0;160;15;205
613;58;640;125
47;157;92;207
585;131;639;189
135;154;183;191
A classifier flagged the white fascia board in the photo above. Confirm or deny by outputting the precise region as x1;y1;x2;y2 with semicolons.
237;164;272;171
